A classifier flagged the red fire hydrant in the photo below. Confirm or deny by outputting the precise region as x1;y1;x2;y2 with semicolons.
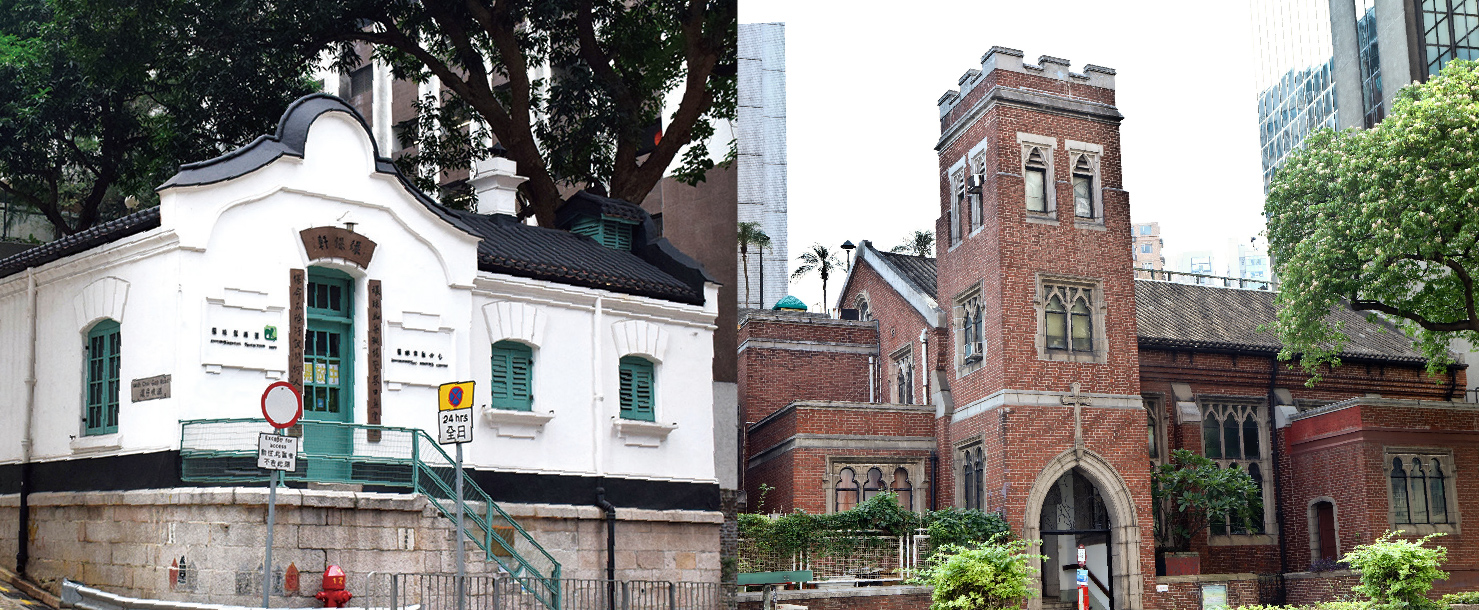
315;565;353;608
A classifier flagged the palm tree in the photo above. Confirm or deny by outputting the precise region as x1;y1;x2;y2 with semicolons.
890;230;936;257
791;243;845;315
738;222;772;308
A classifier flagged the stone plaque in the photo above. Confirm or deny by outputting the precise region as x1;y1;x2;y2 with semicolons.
131;374;171;402
300;227;377;269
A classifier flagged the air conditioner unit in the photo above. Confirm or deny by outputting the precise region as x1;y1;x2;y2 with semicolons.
966;174;983;195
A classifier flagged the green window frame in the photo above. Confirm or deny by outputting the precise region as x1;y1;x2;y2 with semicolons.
304;268;353;421
84;319;121;435
571;217;637;251
618;356;655;421
490;341;534;411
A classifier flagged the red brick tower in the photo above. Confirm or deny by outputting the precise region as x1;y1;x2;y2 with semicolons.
933;48;1153;609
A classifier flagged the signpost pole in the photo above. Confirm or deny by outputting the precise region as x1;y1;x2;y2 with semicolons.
264;458;279;609
455;442;465;610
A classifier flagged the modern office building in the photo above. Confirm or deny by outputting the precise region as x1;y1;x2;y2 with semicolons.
1251;0;1479;186
737;22;789;311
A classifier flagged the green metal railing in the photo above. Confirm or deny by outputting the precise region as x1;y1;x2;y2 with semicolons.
179;418;562;609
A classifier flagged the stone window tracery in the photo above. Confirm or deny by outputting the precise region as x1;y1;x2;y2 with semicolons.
830;462;919;513
958;445;985;511
969;152;986;231
950;170;966;245
1071;153;1098;220
893;348;914;405
954;287;985;373
1201;401;1273;536
1385;451;1459;533
1023;146;1050;214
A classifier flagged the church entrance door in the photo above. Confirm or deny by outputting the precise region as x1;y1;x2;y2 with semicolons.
1039;468;1113;609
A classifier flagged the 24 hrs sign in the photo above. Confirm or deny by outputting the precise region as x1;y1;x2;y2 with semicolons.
437;381;474;444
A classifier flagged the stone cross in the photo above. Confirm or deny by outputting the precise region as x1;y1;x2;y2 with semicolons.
1061;381;1092;459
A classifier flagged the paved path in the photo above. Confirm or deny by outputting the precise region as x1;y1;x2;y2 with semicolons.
0;580;47;610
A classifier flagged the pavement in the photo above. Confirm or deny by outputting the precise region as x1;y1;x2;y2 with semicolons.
0;579;47;610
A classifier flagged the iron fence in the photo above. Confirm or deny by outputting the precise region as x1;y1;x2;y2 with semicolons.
180;418;562;609
374;574;722;610
1134;268;1276;291
737;530;931;583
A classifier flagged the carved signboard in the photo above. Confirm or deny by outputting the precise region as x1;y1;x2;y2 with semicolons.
367;279;383;441
131;375;172;402
300;227;377;269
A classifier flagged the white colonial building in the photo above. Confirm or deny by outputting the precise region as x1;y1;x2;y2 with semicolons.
0;94;723;605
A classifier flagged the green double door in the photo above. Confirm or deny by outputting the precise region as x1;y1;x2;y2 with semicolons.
303;268;354;481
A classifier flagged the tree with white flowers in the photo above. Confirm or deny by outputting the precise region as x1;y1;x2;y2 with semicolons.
1265;59;1479;381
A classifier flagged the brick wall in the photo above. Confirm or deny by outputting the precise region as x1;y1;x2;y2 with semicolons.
738;312;878;427
1153;576;1260;609
836;257;934;406
1285;572;1362;605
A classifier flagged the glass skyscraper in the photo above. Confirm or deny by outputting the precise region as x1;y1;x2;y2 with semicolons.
1251;0;1340;188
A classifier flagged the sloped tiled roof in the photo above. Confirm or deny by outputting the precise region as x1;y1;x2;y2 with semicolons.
445;210;703;304
874;251;937;300
0;95;708;306
1135;280;1427;363
0;207;162;279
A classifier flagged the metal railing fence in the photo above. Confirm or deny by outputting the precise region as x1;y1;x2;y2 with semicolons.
375;574;722;610
1134;268;1276;291
179;418;561;609
737;530;931;583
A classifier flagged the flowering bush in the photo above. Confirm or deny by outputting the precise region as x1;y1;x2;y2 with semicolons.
912;537;1046;610
1343;531;1447;609
1265;60;1479;383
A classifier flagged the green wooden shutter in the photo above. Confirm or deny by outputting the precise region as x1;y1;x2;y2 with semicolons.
619;356;655;421
491;341;533;411
85;319;121;435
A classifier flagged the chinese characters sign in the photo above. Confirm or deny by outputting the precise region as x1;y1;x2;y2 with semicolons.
257;433;299;471
131;374;171;402
437;381;474;445
299;227;378;269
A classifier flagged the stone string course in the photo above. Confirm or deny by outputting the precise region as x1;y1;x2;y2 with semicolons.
4;488;720;607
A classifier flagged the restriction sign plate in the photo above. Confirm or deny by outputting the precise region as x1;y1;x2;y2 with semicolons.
437;381;475;445
258;433;299;472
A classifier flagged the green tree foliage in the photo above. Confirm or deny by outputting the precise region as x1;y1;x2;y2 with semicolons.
737;221;770;307
302;0;735;227
791;242;845;312
1344;531;1448;609
913;537;1046;610
891;229;936;257
1152;449;1262;552
738;494;1011;563
1266;60;1479;381
925;508;1012;549
0;0;319;236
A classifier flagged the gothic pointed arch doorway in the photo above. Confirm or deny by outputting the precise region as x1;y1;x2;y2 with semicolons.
1039;469;1111;609
1024;450;1144;610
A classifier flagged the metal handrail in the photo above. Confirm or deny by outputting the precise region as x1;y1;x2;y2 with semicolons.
179;418;561;609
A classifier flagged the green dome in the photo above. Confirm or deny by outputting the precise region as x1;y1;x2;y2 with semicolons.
772;295;807;311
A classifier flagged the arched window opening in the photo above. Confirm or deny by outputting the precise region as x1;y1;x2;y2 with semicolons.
1391;458;1410;524
892;468;913;510
836;468;860;512
862;467;885;502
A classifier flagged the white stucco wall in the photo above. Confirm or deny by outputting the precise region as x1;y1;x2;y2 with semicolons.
0;105;718;487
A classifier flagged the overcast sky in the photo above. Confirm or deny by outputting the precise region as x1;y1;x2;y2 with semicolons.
740;1;1270;311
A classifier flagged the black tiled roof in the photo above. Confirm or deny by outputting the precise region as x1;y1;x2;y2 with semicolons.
0;207;162;279
446;210;703;304
874;251;938;300
1135;280;1428;363
0;94;710;305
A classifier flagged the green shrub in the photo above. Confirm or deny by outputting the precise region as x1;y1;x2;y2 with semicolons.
925;508;1012;549
1440;590;1479;604
912;537;1046;610
1343;531;1448;609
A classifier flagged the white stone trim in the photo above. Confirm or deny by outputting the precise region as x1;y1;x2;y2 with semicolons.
481;406;555;439
482;300;548;347
852;243;945;327
1065;140;1104;154
1016;132;1058;147
611;319;668;363
74;276;130;331
952;388;1144;423
612;417;677;447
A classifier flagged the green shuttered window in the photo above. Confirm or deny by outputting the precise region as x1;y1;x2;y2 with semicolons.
618;356;655;421
85;319;121;435
490;341;534;411
571;217;636;251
